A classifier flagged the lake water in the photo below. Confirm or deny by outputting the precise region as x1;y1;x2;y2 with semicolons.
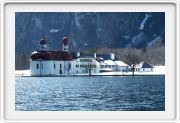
15;76;165;111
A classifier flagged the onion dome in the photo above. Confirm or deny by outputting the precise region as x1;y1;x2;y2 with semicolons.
41;52;52;60
63;37;69;45
40;38;47;45
31;51;41;60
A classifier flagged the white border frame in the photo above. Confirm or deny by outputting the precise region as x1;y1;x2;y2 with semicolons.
0;0;179;122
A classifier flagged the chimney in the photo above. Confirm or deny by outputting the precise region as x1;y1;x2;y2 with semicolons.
76;52;80;57
94;53;96;59
110;53;115;60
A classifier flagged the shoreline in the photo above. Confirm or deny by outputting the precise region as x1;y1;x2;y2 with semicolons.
15;66;165;77
16;73;165;77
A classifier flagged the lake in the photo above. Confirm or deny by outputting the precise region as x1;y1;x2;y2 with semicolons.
15;76;165;111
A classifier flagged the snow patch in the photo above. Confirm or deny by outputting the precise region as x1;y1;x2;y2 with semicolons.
49;29;61;33
84;43;88;46
15;70;30;76
15;66;165;76
122;35;130;39
147;36;162;48
126;32;147;48
140;14;151;30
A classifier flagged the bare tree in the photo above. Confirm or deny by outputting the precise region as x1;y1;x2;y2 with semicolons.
88;63;92;76
68;63;71;75
124;53;141;76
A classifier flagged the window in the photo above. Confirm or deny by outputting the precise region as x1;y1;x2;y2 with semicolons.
60;64;61;68
76;65;79;68
79;64;96;68
54;64;56;69
80;59;92;62
59;70;62;74
80;65;88;68
36;64;39;69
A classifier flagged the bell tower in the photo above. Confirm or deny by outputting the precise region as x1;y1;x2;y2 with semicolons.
40;37;47;51
62;37;69;51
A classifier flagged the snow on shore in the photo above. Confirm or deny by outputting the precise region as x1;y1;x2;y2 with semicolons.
15;70;30;76
15;66;165;77
93;66;165;76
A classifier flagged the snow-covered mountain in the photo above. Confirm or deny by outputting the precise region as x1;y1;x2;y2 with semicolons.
15;12;165;53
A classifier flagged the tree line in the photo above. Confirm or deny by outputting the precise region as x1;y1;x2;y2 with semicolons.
15;53;30;70
94;46;165;66
15;46;164;70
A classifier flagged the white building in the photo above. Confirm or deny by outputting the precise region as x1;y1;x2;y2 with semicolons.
30;37;73;76
114;61;129;72
135;62;154;72
30;37;135;76
72;57;100;74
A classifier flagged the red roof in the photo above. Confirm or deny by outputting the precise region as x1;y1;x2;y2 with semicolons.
31;51;72;61
50;51;72;61
31;51;52;60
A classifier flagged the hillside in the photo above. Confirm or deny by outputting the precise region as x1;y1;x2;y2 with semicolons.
15;12;165;53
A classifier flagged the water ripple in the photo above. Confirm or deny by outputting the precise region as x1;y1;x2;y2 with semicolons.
15;76;165;111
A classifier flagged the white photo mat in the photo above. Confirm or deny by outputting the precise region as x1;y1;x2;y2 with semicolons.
0;0;179;122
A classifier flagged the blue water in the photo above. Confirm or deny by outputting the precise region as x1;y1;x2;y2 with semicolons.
15;76;165;111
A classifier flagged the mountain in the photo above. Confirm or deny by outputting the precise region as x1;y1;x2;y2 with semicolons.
15;12;165;53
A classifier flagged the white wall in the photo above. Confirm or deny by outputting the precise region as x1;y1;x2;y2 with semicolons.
30;60;54;76
30;60;40;76
117;66;129;72
53;61;64;75
72;58;100;74
54;61;73;75
40;61;54;75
